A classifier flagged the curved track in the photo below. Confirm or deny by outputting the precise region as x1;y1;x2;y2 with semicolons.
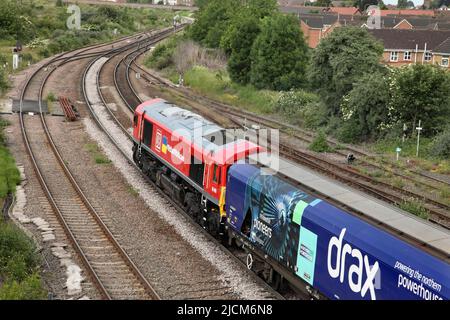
18;34;163;300
121;59;450;229
105;41;450;258
92;30;450;294
88;29;288;300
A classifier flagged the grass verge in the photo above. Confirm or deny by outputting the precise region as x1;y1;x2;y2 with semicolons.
85;143;111;165
0;116;47;299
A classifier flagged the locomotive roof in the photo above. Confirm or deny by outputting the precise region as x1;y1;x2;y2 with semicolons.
139;99;262;164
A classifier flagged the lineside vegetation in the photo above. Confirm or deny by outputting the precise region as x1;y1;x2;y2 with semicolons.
0;118;47;300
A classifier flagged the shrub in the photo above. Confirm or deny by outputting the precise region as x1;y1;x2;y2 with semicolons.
0;273;47;300
0;222;40;281
0;68;9;95
337;118;363;144
46;92;56;102
145;35;184;71
429;130;450;159
0;146;21;198
308;131;331;153
398;198;429;219
275;89;318;117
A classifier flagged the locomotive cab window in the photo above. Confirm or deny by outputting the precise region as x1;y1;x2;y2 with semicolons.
143;120;153;146
189;156;204;187
212;164;221;183
133;114;138;127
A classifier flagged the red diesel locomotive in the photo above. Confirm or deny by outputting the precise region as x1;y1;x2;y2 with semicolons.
132;98;262;235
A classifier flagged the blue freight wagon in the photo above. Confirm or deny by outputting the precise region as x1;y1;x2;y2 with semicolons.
225;164;450;300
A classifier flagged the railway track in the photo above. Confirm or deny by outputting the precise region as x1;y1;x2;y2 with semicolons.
85;28;450;298
18;33;164;300
119;54;450;228
89;29;288;300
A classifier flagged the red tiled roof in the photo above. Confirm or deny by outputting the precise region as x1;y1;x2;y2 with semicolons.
329;7;360;15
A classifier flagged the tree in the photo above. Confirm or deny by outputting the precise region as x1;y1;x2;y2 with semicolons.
194;0;211;9
354;0;379;11
244;0;278;18
391;64;450;137
225;13;261;84
397;0;408;8
315;0;332;6
309;27;384;115
379;0;388;9
0;0;33;41
188;0;240;48
340;71;391;141
249;14;309;91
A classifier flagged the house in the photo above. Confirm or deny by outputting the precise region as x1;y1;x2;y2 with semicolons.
299;12;450;47
300;14;342;47
368;29;450;68
328;6;361;15
377;9;436;17
363;16;450;30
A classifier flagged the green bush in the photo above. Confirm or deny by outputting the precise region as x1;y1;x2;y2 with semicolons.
301;100;328;129
46;92;56;102
0;222;39;281
337;119;363;144
398;198;429;219
275;89;319;117
275;89;327;128
145;35;183;71
429;130;450;159
309;131;331;153
0;273;47;300
0;146;21;198
0;68;9;95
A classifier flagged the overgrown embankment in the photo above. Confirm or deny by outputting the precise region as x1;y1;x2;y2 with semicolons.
0;119;47;300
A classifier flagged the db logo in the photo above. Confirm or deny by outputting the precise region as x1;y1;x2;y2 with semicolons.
155;130;162;151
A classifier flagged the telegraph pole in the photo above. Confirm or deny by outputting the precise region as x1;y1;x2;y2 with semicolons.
416;120;422;157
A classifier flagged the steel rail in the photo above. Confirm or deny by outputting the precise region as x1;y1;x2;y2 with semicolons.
18;31;166;299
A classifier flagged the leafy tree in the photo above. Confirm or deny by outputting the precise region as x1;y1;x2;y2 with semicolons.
397;0;408;8
0;0;34;41
224;13;260;84
354;0;379;11
340;71;391;141
250;14;309;91
391;64;450;137
315;0;332;6
309;27;384;115
379;0;388;9
194;0;212;9
244;0;278;18
189;0;240;48
429;129;450;159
